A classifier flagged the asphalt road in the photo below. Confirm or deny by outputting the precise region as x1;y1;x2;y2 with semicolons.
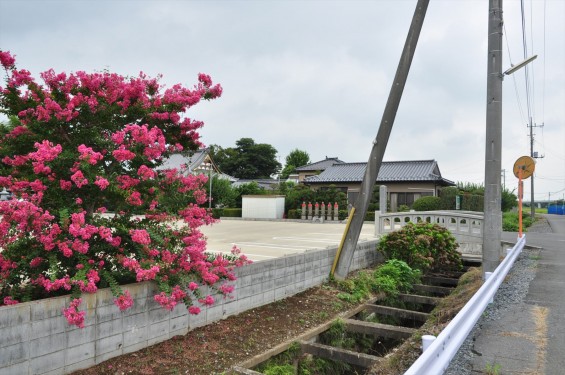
200;219;378;261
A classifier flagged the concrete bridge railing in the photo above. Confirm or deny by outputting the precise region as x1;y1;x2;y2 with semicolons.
374;211;484;255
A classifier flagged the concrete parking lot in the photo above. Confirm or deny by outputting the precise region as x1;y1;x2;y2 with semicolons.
200;219;378;262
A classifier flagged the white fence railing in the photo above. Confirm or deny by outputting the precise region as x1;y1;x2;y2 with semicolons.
404;235;527;375
375;211;483;240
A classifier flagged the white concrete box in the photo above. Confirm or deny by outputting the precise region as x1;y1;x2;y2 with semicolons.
242;195;285;219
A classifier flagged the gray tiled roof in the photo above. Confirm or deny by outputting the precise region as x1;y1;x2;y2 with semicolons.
158;149;209;172
304;160;455;185
295;157;345;172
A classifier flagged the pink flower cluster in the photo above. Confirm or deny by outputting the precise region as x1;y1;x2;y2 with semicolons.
63;298;86;328
114;290;134;311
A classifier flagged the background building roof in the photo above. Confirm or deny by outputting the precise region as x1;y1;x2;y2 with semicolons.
304;159;455;186
295;157;345;172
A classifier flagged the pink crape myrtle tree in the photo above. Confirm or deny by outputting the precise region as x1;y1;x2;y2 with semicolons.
0;50;250;328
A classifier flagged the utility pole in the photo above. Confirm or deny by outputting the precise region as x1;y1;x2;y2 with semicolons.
482;0;504;274
332;0;429;280
528;119;544;218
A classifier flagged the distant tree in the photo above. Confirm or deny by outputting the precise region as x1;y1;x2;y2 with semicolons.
210;138;280;179
234;181;266;207
280;149;310;179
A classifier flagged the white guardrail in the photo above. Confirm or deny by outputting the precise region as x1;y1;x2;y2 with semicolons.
404;234;527;375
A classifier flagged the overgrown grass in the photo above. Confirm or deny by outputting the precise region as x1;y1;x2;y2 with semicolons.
502;211;534;232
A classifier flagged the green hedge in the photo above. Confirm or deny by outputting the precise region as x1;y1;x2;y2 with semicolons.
287;209;300;219
221;208;241;217
412;196;442;211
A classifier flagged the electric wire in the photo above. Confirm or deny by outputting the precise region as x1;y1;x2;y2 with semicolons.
503;24;527;125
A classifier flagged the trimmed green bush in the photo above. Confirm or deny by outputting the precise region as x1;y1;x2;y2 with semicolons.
412;196;441;211
287;209;300;219
378;222;462;273
364;211;375;221
221;208;242;217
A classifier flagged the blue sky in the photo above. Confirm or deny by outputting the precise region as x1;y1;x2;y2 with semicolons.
1;0;563;201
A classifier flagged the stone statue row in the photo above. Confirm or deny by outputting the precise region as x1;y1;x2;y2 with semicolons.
301;202;340;222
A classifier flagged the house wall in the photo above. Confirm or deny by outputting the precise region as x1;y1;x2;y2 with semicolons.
0;240;382;375
307;182;440;210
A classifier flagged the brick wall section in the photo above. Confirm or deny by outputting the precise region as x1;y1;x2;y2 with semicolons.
0;239;381;375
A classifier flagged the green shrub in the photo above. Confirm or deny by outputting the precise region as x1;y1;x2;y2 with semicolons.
286;209;300;219
378;222;461;273
364;211;375;221
211;208;223;219
373;259;421;295
412;196;441;211
338;209;349;220
398;204;410;212
221;208;242;217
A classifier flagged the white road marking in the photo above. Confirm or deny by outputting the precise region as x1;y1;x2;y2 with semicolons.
271;237;340;243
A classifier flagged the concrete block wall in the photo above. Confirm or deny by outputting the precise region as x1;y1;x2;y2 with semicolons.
0;239;380;375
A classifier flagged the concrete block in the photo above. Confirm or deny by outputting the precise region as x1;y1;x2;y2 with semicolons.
274;265;285;279
239;274;252;287
30;316;66;340
29;349;65;374
170;303;188;319
285;283;297;295
123;312;147;331
65;341;95;366
236;296;252;313
188;311;207;329
303;261;313;272
274;257;286;270
30;331;66;357
123;322;147;346
263;290;275;304
95;303;123;324
0;342;29;367
0;303;30;329
295;271;305;282
0;323;30;348
0;360;28;375
148;306;169;323
64;357;96;374
96;318;124;340
274;286;286;301
222;300;238;317
123;340;148;355
250;293;265;309
262;278;274;292
206;305;223;322
147;320;169;339
68;324;96;347
251;271;264;286
295;262;305;274
285;255;298;267
122;296;147;315
240;285;256;299
96;333;123;356
30;297;68;322
304;252;316;263
147;332;168;347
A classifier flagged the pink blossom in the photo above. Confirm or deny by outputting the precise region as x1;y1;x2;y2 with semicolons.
59;180;72;190
70;170;88;188
188;282;199;291
77;144;103;165
199;295;215;306
130;229;151;245
188;306;201;315
0;50;16;68
114;290;134;311
3;296;19;305
112;146;135;162
63;298;86;328
137;165;155;180
126;191;143;206
29;257;43;268
94;176;109;190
